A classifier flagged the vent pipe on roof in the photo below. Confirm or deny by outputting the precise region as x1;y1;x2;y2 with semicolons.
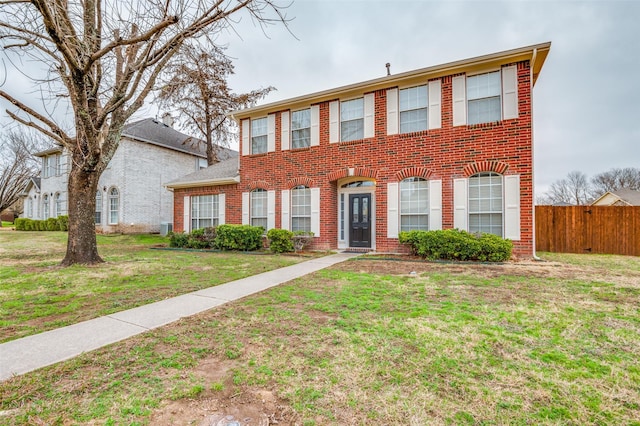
161;112;174;128
386;62;391;76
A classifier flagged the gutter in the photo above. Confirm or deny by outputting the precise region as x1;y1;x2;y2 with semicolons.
165;175;240;190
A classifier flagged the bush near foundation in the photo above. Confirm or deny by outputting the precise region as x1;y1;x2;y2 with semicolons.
14;216;69;232
215;224;264;251
266;228;294;253
399;229;512;262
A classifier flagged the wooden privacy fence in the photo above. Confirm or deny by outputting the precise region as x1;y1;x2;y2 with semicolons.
536;206;640;256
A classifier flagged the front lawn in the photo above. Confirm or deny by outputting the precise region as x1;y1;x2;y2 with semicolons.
1;250;639;424
0;231;314;343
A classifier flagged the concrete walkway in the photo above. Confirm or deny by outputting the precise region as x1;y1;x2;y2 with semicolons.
0;252;360;381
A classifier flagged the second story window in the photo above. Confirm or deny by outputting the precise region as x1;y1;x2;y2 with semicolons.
467;71;501;125
291;109;311;149
340;98;364;142
251;117;268;154
400;85;428;133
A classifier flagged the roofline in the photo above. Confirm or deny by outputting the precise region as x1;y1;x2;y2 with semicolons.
121;133;207;158
230;42;551;120
34;146;63;157
165;175;240;190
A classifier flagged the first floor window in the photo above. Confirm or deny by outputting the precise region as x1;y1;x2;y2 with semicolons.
27;198;33;218
108;187;119;225
291;109;311;149
42;194;49;220
250;188;268;229
291;185;311;232
400;177;429;231
400;85;428;133
191;195;219;230
95;191;102;224
251;117;268;154
469;172;503;236
467;71;501;125
340;98;364;142
54;192;64;217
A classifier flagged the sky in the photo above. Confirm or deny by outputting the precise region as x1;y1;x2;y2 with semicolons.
1;0;638;197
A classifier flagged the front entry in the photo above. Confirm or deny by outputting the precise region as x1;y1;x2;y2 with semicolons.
349;193;372;248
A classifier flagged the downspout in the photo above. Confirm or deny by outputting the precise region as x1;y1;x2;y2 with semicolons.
530;48;543;261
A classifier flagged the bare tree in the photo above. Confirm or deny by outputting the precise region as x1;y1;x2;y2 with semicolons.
541;170;591;205
157;42;273;165
0;129;43;225
591;167;640;198
0;0;289;265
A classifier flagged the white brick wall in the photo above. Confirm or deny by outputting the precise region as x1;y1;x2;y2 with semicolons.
24;138;203;234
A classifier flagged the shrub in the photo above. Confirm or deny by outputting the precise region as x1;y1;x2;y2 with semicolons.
399;229;512;262
46;217;60;231
57;215;69;231
14;218;26;231
267;228;294;253
215;224;264;251
23;219;34;231
169;232;189;248
188;227;217;249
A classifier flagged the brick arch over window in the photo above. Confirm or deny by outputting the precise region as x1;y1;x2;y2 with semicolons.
463;161;509;177
247;180;271;191
327;167;378;182
396;167;434;181
286;177;315;189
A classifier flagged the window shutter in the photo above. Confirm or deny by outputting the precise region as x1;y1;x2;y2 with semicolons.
281;189;290;231
453;178;468;230
310;105;320;147
452;75;467;126
267;113;276;152
429;179;442;230
218;193;226;225
242;192;249;225
183;195;190;233
387;182;399;238
364;93;375;138
504;174;521;240
241;119;250;156
329;101;339;143
502;65;518;120
428;80;442;130
267;190;276;230
281;111;290;151
310;187;320;236
386;88;398;135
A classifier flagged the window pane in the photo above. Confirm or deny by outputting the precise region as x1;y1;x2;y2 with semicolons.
251;135;267;154
291;186;311;232
468;97;501;124
251;189;267;229
292;128;311;149
341;119;363;142
341;98;363;121
291;109;311;130
468;173;502;236
251;118;268;154
400;85;427;111
400;109;428;133
400;178;429;231
467;71;501;100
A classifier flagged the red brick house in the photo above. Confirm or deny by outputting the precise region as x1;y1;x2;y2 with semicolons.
167;42;551;257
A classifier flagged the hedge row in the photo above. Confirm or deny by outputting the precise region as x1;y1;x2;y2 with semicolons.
14;216;69;232
169;225;315;253
399;229;513;262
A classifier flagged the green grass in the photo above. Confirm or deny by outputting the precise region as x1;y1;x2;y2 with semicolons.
1;252;638;424
0;231;315;342
1;221;13;227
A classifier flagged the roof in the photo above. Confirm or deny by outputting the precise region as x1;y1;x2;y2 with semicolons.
230;42;551;120
35;118;238;160
21;177;41;195
165;157;240;189
592;189;640;206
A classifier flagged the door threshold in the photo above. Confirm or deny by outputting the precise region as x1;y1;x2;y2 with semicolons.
342;247;374;253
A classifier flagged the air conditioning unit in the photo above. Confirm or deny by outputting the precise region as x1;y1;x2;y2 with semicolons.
160;222;173;236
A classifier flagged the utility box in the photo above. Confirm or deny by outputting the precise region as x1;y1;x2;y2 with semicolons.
160;222;173;236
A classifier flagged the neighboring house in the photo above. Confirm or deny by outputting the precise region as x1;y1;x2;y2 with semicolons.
21;117;237;233
591;189;640;206
167;42;551;257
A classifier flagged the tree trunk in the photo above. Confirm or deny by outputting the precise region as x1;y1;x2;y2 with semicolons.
61;164;103;266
